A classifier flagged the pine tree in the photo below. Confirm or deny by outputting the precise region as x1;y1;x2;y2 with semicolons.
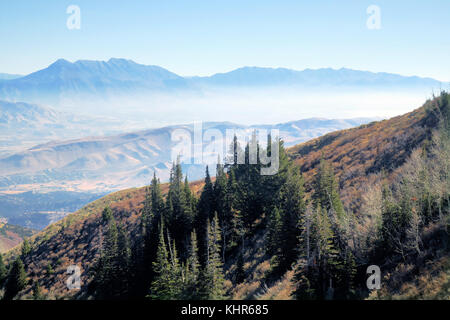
133;173;166;298
32;280;44;300
235;251;246;284
116;224;131;296
225;168;243;250
183;231;201;299
278;166;306;271
200;214;226;299
91;214;133;299
102;207;114;224
3;257;27;300
0;253;7;288
215;160;232;262
196;166;216;266
266;207;282;257
167;161;193;259
21;239;32;259
149;225;182;300
314;158;345;220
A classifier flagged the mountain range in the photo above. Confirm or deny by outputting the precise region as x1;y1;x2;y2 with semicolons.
0;59;446;106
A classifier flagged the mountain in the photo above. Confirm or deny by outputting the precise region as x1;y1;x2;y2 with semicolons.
0;191;105;230
0;59;446;107
0;73;22;80
3;93;448;300
194;66;445;88
0;100;145;157
0;222;36;253
0;58;189;104
0;117;375;195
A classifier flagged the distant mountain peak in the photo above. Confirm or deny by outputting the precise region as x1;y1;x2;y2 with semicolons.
50;58;71;67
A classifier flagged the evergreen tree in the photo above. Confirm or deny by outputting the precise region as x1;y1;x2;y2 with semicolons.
117;224;131;295
314;158;345;220
91;214;131;299
266;207;282;257
215;160;233;262
133;173;166;298
278;167;306;271
0;253;7;288
235;251;246;284
149;225;182;300
3;257;27;300
32;280;44;300
183;231;201;299
21;239;32;259
167;161;193;260
196;166;216;266
200;214;226;299
102;207;114;224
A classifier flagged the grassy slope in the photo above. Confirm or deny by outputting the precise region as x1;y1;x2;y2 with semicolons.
5;97;444;299
0;224;36;253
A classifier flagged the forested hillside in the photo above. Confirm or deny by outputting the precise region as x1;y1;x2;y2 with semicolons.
1;93;449;300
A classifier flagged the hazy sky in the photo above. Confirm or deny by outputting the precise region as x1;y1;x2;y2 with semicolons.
0;0;449;81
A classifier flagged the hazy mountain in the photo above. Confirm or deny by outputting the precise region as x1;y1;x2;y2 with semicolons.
0;59;445;107
0;100;148;157
193;66;445;88
0;58;189;104
0;191;105;230
0;73;23;80
0;117;374;195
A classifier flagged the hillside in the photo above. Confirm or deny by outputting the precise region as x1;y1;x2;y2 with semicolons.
0;223;35;253
2;94;449;300
288;101;437;211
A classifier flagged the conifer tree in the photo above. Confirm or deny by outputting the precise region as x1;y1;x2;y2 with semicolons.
235;251;246;284
32;280;44;300
0;253;7;288
21;239;31;259
314;158;345;220
278;167;306;270
183;230;200;299
92;214;132;299
266;207;282;257
102;207;114;224
200;214;226;300
134;173;166;298
149;225;182;300
3;257;27;300
215;160;233;262
196;166;216;266
117;224;131;295
167;161;193;259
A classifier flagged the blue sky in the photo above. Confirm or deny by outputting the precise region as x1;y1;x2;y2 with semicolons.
0;0;449;81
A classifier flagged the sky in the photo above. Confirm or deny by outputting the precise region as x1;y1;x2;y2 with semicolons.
0;0;449;81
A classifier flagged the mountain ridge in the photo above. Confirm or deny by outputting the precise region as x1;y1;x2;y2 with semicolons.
0;59;446;105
